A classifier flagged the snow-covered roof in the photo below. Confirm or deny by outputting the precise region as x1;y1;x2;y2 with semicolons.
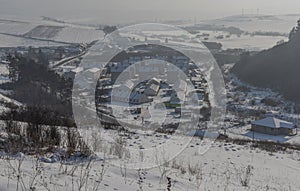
86;68;101;74
252;117;295;129
123;80;135;90
146;84;160;93
62;66;80;73
147;78;161;85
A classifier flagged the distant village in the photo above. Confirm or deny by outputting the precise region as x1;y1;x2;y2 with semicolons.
73;44;211;129
0;41;299;140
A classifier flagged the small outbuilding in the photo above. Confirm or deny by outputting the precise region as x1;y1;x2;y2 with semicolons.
64;67;83;80
251;117;297;136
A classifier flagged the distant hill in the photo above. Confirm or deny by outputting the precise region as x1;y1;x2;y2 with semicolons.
231;19;300;102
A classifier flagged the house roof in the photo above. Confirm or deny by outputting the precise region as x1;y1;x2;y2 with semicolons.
86;68;101;74
146;84;159;92
252;117;295;129
71;67;83;73
124;80;135;90
147;78;161;86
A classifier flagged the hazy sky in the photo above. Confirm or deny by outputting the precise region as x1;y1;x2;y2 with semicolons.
1;0;300;23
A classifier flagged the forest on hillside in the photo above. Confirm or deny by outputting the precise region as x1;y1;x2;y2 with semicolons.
232;19;300;102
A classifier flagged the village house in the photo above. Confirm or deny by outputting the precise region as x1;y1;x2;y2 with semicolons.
129;92;153;105
147;78;161;86
144;83;160;96
144;78;161;96
64;66;83;80
251;117;298;136
84;68;102;80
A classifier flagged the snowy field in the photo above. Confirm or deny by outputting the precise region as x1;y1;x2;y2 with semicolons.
24;25;105;44
207;14;300;33
0;33;66;48
219;35;286;51
0;135;299;191
52;27;104;44
122;22;289;51
196;30;286;51
0;14;297;50
191;14;298;50
0;19;36;35
0;15;105;47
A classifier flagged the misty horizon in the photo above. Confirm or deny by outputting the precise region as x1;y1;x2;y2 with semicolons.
1;0;300;24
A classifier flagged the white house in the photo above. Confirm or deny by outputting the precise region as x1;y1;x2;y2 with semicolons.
251;117;297;136
84;68;102;80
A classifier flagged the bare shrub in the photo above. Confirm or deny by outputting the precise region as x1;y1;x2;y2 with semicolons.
171;159;186;175
187;163;203;190
92;163;107;191
240;165;254;187
2;106;64;155
155;148;171;182
109;136;127;159
5;156;50;191
77;160;92;191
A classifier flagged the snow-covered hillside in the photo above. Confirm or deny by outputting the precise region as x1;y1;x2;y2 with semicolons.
182;14;299;51
0;19;36;35
206;14;300;33
0;136;299;191
0;33;66;47
0;16;105;47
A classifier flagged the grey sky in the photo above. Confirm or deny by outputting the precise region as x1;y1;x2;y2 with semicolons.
1;0;300;23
